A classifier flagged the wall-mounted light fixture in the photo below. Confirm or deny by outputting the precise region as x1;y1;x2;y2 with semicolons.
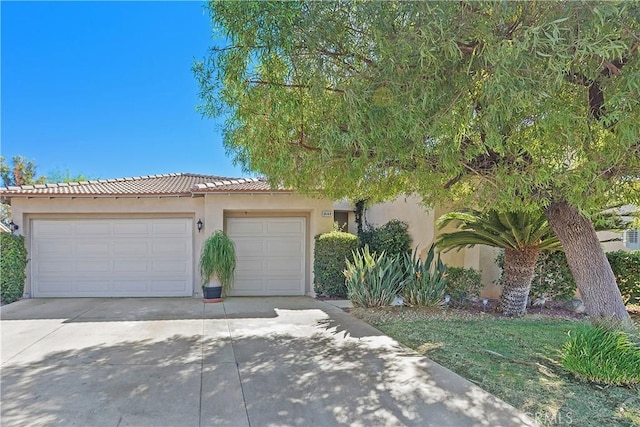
197;219;203;232
8;221;19;234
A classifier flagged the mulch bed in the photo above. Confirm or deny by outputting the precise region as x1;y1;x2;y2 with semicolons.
462;298;588;320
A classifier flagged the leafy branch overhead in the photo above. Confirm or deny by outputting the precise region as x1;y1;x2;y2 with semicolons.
196;1;639;323
195;1;640;210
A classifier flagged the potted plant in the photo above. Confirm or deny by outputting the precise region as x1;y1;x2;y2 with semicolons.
199;230;236;302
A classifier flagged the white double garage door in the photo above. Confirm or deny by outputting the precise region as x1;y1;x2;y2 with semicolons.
31;217;306;298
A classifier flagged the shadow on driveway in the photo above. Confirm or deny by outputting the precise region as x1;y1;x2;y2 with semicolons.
1;297;537;427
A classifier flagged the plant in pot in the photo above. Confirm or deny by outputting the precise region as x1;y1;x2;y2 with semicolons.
199;230;236;302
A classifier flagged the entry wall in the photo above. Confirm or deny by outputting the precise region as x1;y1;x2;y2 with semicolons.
203;193;334;296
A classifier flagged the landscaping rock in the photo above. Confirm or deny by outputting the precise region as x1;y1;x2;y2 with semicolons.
563;298;586;313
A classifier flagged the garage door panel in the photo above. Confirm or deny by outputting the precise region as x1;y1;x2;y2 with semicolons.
113;281;147;292
76;261;111;273
32;218;193;297
37;261;74;274
37;280;73;293
76;281;110;292
76;222;111;236
152;261;188;274
76;242;111;256
266;279;302;292
114;261;149;273
266;259;303;274
114;222;149;235
267;220;304;234
228;220;264;236
235;260;265;274
152;240;189;256
228;217;305;296
114;242;148;256
152;221;189;235
232;239;266;256
232;279;264;293
266;239;303;255
36;241;73;255
35;222;73;235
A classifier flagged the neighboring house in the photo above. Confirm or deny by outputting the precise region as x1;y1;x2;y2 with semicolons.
0;173;334;298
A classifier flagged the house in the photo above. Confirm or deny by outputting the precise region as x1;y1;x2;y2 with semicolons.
0;173;334;298
4;172;631;301
0;173;514;300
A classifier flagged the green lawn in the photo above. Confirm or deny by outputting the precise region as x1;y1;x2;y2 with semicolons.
353;308;640;427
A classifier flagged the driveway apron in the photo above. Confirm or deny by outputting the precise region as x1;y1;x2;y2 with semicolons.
1;297;537;427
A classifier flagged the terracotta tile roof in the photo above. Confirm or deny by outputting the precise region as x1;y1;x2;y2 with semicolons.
0;173;286;198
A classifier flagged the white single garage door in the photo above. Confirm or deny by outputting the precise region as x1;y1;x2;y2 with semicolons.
227;217;306;296
31;218;193;297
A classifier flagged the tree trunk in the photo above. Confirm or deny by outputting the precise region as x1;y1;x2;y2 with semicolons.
499;247;539;316
544;200;630;325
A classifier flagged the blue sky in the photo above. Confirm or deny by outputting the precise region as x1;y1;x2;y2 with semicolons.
1;1;246;181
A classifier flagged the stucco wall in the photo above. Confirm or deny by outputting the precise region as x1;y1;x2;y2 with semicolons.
10;193;334;297
365;195;437;256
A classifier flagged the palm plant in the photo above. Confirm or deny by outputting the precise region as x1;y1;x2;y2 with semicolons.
436;209;561;316
199;230;237;297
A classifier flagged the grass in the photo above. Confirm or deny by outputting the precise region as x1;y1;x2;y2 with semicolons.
352;307;640;427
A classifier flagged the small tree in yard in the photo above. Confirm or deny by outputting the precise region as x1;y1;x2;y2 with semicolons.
437;210;561;315
196;1;640;325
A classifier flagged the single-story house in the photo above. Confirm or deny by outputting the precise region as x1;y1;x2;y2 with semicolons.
1;173;335;298
2;173;634;300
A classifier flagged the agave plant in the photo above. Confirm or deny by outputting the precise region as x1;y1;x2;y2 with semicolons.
401;245;448;307
436;209;561;316
344;246;405;308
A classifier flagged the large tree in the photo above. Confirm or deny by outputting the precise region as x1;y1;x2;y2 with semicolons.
195;1;640;323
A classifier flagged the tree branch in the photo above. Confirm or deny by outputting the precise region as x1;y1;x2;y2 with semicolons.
245;80;345;93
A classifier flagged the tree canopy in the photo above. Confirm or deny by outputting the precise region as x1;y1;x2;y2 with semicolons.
195;1;639;213
1;156;46;187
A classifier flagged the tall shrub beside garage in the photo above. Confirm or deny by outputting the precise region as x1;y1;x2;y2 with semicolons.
1;233;27;304
314;231;358;298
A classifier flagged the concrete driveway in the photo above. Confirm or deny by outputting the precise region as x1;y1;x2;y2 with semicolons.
1;297;536;427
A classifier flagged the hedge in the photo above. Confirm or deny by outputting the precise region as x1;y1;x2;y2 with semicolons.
314;231;359;297
1;233;28;304
495;250;577;301
606;250;640;305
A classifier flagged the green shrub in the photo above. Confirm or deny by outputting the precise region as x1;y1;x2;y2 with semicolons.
345;246;404;307
402;245;448;307
359;219;411;258
495;250;577;301
444;267;483;308
314;231;359;297
561;324;640;387
1;233;27;304
606;250;640;305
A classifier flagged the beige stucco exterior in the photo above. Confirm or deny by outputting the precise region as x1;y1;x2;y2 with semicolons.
11;188;633;300
10;193;334;298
